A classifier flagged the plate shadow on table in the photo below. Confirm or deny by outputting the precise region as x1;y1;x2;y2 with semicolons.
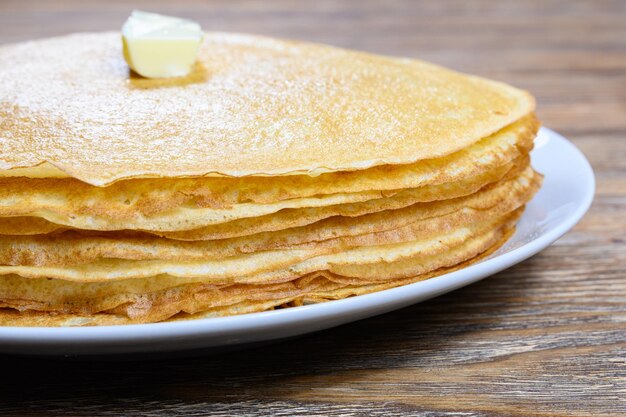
0;255;546;411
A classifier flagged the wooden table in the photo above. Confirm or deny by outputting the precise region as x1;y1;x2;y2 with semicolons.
0;1;624;416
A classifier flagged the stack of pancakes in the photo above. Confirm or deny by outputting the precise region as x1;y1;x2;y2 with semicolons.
0;33;541;326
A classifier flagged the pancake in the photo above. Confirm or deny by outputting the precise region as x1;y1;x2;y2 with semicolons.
0;209;520;324
0;114;536;232
0;158;519;239
0;156;525;238
0;166;540;268
0;32;534;185
0;169;537;282
0;30;542;327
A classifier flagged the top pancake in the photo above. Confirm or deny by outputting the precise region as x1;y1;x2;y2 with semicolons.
0;32;533;186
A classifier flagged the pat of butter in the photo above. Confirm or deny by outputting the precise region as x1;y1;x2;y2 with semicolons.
122;10;203;79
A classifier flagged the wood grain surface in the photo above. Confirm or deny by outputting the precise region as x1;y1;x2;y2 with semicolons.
0;0;624;416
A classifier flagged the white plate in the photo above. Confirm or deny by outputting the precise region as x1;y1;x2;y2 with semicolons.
0;127;594;356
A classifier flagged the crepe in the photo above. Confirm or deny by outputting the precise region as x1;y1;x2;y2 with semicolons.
0;31;541;326
0;209;521;323
0;166;540;269
0;32;534;185
0;114;537;232
0;156;524;238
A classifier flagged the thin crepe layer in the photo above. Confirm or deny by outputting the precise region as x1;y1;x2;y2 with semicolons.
0;32;534;185
0;156;522;238
0;115;538;224
0;211;518;324
0;174;536;282
0;155;528;237
0;166;540;268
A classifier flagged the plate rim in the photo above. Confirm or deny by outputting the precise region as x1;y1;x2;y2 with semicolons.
0;127;595;349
